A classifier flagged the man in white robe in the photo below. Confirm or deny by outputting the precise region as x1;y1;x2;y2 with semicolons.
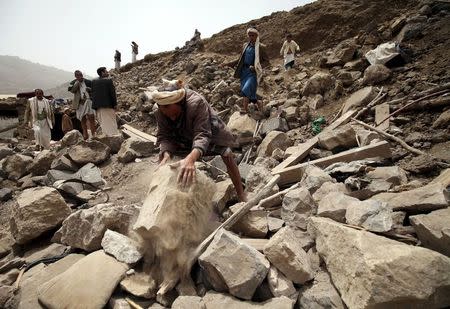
280;33;300;70
24;89;54;150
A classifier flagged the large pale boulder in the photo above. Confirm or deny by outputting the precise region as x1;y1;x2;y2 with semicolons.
10;187;71;244
101;229;143;264
281;187;316;229
257;131;292;157
345;199;393;232
308;217;450;309
199;229;270;300
68;140;110;165
318;124;357;150
60;129;83;147
317;192;360;223
227;112;257;137
302;72;335;96
410;208;450;257
37;250;129;309
263;227;314;284
56;203;139;251
363;64;391;85
2;154;33;180
298;270;345;309
372;183;448;212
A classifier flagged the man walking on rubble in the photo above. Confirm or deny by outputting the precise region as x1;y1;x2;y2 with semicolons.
131;41;138;63
280;33;300;70
233;27;269;114
24;88;55;150
91;67;119;136
152;79;246;202
68;70;96;140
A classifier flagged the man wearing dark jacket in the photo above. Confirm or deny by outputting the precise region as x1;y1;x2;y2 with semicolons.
91;67;119;136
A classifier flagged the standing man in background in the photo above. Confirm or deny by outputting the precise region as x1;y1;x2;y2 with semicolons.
91;67;119;136
131;41;138;63
24;89;54;150
280;33;300;70
68;70;96;139
114;50;121;70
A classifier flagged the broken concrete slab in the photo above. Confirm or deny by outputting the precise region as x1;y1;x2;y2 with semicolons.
298;270;345;309
317;192;361;223
199;229;270;300
10;186;71;244
37;250;129;309
345;199;393;232
101;229;143;264
309;217;450;309
263;226;314;284
410;208;450;257
281;187;316;230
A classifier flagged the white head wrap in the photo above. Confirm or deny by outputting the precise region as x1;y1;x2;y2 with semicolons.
149;79;186;105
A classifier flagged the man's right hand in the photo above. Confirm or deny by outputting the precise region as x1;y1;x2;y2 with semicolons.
157;152;171;169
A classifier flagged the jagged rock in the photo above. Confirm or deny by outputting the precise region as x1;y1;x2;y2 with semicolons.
309;217;450;309
268;217;284;232
312;182;349;203
281;187;316;229
259;118;289;136
392;211;406;227
68;140;111;165
363;64;391;85
397;22;425;42
317;192;361;223
410;208;450;257
345;199;393;232
0;146;13;160
366;166;408;185
245;164;273;193
172;296;203;309
56;203;139;251
76;163;104;187
212;179;235;213
302;72;335;96
230;203;268;238
342;86;377;113
257;131;292;157
355;129;382;146
267;266;297;299
0;188;13;202
37;251;129;309
117;138;155;163
432;109;450;129
15;254;84;309
199;229;270;300
0;285;14;308
300;165;334;194
46;169;76;184
284;106;299;122
94;134;124;154
2;154;33;180
61;129;84;147
227;112;257;137
120;271;157;299
29;150;57;176
372;183;448;213
306;94;324;110
263;227;314;284
101;229;143;264
298;270;345;309
318;124;357;150
10;187;71;244
50;154;78;172
206;155;227;179
201;291;294;308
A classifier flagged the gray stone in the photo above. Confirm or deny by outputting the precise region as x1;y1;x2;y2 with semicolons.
432;109;450;129
117;138;155;163
227;112;257;137
57;203;140;251
76;162;104;187
318;124;357;150
267;266;297;299
230;203;268;238
201;291;294;309
312;182;349;203
61;129;84;148
300;165;334;194
309;217;450;309
0;146;13;160
0;188;13;202
172;296;203;309
306;94;324;110
2;154;33;180
68;140;111;165
50;154;79;171
212;179;236;213
345;199;393;232
302;72;335;96
120;271;157;299
10;187;71;244
94;134;124;154
207;155;227;179
199;229;270;300
366;166;408;185
101;229;143;264
281;187;316;229
355;129;382;146
391;15;407;34
0;285;14;308
259;118;289;136
372;183;448;213
268;217;284;232
317;192;361;223
29;150;57;175
342;86;377;114
298;270;345;309
363;64;391;85
263;227;314;284
410;208;450;257
257;131;292;157
46;169;76;184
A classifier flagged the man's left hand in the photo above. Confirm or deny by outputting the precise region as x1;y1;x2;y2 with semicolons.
170;157;196;188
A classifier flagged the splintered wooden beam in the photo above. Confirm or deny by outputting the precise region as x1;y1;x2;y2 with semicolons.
375;103;390;131
273;141;392;185
272;109;357;173
122;124;157;143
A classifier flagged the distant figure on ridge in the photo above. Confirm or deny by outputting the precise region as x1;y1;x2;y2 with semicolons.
280;33;300;70
91;67;119;136
24;88;55;150
114;50;121;70
131;41;138;63
68;70;96;140
233;27;269;113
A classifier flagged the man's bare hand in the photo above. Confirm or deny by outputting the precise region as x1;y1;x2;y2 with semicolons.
157;152;171;169
170;157;196;188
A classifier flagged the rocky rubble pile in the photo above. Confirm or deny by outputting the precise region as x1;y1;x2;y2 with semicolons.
1;0;450;308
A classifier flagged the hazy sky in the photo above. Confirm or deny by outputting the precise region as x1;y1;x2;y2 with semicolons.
0;0;313;76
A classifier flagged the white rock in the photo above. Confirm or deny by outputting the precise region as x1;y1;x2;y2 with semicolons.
101;229;143;264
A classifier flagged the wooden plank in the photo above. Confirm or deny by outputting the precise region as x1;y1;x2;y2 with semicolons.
272;109;357;173
241;238;269;252
375;103;390;131
122;124;157;143
430;168;450;188
122;128;146;141
274;141;392;185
